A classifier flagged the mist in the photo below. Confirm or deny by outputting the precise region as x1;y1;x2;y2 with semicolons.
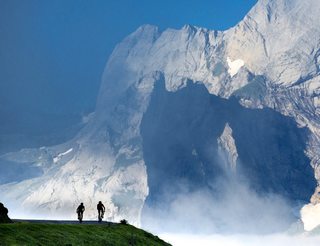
141;176;320;245
142;174;299;232
161;233;320;246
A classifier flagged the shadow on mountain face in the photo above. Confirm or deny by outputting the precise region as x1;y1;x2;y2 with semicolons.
140;79;316;233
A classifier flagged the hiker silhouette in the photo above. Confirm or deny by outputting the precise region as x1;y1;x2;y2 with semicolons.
76;203;85;223
0;202;12;223
97;201;105;222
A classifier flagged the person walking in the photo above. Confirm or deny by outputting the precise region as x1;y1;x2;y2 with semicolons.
97;201;105;222
76;203;85;223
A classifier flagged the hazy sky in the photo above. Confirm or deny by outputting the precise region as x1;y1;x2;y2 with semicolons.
0;0;257;140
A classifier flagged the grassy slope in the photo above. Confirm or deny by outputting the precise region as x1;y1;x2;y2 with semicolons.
0;222;171;246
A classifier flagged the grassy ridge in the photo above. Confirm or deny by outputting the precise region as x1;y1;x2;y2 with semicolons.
0;222;171;246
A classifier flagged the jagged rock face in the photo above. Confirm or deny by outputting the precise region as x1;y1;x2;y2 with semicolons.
1;0;320;230
218;123;238;172
226;0;320;84
141;81;315;206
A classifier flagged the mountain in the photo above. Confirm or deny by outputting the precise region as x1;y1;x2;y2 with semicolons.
1;0;320;232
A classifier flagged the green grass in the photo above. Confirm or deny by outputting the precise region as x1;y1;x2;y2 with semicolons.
0;222;171;246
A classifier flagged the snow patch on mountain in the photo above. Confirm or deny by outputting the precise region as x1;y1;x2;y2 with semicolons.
53;148;73;163
301;203;320;231
227;57;245;77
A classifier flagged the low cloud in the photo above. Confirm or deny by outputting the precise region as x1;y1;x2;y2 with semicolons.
160;233;320;246
142;178;296;235
143;182;320;245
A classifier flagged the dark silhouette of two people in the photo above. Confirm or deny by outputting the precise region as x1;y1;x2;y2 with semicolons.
76;201;106;223
0;202;12;223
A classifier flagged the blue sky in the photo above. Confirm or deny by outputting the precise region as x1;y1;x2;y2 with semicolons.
0;0;257;139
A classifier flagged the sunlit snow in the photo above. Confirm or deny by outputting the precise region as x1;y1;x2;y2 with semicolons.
227;57;245;77
301;203;320;231
53;148;73;163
